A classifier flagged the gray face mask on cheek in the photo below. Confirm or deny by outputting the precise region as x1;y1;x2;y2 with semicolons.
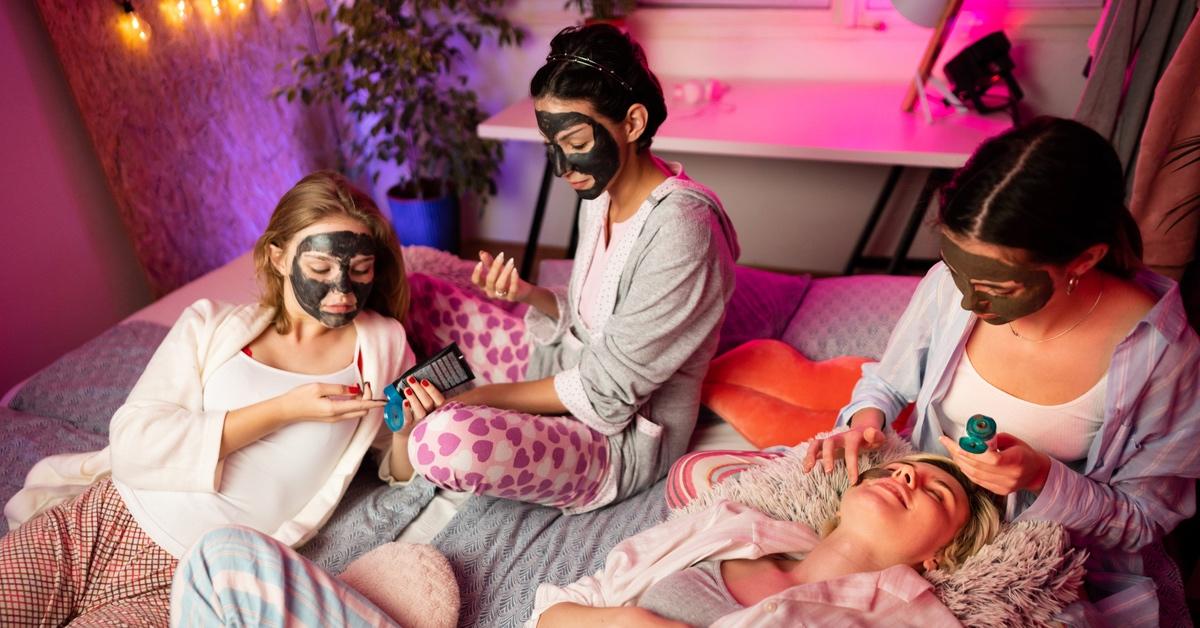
536;110;621;200
289;231;377;328
939;234;1054;324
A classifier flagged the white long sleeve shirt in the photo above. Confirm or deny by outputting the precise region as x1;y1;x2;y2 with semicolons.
525;500;963;628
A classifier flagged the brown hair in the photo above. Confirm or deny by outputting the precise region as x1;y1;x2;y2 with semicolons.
254;171;408;333
824;453;1001;574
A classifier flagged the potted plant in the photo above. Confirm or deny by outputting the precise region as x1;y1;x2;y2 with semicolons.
563;0;637;26
279;0;523;253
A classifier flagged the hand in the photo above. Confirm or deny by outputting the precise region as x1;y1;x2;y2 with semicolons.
278;382;385;424
398;376;447;435
939;432;1052;495
802;424;885;482
473;250;532;302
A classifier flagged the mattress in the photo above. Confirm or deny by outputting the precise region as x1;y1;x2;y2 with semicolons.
5;247;754;547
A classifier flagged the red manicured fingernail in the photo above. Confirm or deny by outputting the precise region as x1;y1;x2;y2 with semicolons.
408;376;417;384
403;400;409;407
421;379;431;387
348;385;361;394
404;388;413;396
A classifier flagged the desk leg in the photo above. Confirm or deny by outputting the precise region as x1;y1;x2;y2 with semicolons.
844;165;904;276
565;196;582;259
522;159;554;280
887;167;952;275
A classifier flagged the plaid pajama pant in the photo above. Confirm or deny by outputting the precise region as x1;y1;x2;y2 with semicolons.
0;477;177;627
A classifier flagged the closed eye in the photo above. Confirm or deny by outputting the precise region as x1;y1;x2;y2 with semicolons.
974;284;1017;297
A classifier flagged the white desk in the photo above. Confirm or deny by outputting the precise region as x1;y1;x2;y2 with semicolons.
478;79;1012;275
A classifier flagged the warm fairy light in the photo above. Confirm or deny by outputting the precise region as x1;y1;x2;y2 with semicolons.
236;0;247;11
120;2;151;44
210;0;221;16
159;0;189;25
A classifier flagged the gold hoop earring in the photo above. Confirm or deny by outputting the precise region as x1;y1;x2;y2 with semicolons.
1066;274;1079;296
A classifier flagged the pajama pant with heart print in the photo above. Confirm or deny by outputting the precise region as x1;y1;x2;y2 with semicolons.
404;273;610;510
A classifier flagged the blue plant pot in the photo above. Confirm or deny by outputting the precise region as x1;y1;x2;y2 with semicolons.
386;190;459;253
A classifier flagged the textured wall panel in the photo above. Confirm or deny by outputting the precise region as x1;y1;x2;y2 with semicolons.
35;0;339;295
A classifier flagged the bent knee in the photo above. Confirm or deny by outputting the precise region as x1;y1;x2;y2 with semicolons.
408;407;501;491
186;526;279;566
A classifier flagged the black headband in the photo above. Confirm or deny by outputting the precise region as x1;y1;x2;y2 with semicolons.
546;53;634;93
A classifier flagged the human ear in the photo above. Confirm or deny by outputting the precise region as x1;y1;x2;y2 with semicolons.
921;555;940;573
269;244;287;276
623;103;649;145
1067;243;1109;277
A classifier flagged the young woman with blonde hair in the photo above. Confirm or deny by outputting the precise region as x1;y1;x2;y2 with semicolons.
0;170;415;625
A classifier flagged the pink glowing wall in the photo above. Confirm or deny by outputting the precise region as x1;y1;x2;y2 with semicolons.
33;0;340;296
0;2;151;395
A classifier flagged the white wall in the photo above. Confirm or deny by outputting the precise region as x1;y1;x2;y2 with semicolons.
0;1;151;395
467;0;1098;272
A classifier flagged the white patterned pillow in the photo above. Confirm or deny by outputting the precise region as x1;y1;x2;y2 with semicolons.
782;275;919;360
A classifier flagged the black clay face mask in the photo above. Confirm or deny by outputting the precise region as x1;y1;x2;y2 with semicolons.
535;110;621;200
940;233;1054;324
289;231;376;328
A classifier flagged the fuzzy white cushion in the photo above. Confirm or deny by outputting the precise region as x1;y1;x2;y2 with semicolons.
675;430;1088;628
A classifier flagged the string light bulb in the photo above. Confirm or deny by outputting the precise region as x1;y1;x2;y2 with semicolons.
121;1;150;42
210;0;221;16
176;0;186;20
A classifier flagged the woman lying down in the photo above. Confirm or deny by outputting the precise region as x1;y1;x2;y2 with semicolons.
530;453;1000;627
170;453;999;627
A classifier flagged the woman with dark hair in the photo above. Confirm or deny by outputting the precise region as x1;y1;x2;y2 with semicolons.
388;24;740;514
791;116;1200;624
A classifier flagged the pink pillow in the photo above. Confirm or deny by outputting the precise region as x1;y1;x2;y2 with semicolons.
338;542;459;628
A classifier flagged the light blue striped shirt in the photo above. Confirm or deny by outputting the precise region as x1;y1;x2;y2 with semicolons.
837;263;1200;626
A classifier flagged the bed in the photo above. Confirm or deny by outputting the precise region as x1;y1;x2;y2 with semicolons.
1;246;921;627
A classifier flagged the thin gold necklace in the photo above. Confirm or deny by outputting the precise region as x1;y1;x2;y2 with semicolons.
1008;284;1104;343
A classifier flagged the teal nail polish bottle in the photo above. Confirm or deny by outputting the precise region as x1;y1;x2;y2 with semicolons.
383;383;406;432
958;414;996;454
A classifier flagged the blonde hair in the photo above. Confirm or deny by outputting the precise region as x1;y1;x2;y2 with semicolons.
254;171;408;334
823;453;1001;573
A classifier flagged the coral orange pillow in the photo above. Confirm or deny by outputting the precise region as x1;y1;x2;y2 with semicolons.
703;339;908;448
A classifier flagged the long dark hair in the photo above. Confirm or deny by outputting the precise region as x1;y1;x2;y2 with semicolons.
529;24;667;152
938;116;1143;278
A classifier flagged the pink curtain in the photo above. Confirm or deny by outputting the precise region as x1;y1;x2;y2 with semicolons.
1129;12;1200;279
1075;0;1196;173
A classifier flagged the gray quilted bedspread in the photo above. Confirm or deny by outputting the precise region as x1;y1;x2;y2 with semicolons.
433;483;670;628
2;318;659;625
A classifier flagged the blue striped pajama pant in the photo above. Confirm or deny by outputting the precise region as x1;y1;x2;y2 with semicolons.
170;526;399;628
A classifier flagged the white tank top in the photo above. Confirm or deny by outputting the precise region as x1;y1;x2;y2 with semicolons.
115;348;360;557
936;351;1107;463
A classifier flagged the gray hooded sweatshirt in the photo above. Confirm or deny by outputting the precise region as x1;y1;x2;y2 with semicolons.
525;160;740;513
